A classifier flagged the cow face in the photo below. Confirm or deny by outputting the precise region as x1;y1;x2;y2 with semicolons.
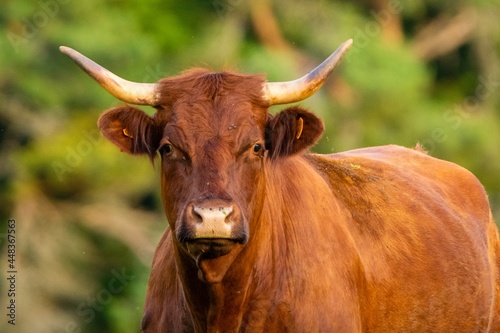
97;70;324;282
60;40;351;282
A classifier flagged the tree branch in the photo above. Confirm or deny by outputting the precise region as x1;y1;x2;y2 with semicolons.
412;8;478;61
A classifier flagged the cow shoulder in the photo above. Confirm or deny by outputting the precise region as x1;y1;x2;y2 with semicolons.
307;144;491;234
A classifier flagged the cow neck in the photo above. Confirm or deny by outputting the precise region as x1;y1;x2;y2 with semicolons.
248;154;358;302
174;238;256;331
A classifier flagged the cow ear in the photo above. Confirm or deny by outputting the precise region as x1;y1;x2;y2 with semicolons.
265;106;324;159
98;106;161;158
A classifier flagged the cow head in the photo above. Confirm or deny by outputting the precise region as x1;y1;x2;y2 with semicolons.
60;40;352;283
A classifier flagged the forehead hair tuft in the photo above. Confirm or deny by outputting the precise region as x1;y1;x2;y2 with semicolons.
154;68;269;109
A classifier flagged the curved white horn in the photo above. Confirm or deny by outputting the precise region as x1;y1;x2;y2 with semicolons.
60;46;159;106
262;39;353;105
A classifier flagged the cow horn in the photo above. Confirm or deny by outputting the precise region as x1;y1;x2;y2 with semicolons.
59;46;159;106
262;39;353;105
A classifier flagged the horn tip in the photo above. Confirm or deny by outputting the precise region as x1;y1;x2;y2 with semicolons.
59;45;70;54
342;38;354;49
59;46;78;58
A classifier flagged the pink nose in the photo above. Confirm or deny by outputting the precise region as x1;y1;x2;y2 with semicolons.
186;201;236;239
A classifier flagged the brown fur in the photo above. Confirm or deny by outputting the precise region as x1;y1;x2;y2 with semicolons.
96;69;500;332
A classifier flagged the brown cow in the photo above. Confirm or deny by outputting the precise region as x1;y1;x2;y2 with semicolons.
61;40;500;332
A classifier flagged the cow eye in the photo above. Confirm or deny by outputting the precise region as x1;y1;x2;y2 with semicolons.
253;143;263;154
160;143;173;156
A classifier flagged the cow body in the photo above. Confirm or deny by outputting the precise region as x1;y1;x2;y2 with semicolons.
142;145;500;332
60;41;500;332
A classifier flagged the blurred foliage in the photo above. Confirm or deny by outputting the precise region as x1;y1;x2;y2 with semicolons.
1;0;499;332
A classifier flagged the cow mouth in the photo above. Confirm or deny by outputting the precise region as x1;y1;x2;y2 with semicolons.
184;238;245;283
185;238;239;260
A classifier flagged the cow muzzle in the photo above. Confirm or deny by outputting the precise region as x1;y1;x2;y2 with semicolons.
179;200;248;259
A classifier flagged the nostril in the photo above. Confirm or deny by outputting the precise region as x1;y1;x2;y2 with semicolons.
191;207;203;223
219;206;233;221
186;204;203;224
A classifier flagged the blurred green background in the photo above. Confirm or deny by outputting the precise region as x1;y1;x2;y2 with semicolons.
1;0;499;332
